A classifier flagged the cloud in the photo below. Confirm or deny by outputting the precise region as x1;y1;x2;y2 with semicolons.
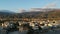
42;3;56;8
16;8;26;13
42;0;57;8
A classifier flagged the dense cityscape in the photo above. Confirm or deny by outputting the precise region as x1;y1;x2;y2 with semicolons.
0;0;60;34
0;8;60;34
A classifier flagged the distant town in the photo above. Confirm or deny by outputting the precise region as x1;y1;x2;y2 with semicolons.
0;8;60;34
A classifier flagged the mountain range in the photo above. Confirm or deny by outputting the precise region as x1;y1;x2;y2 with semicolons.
0;9;60;20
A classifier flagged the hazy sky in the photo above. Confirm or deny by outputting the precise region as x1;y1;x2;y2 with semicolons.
0;0;60;12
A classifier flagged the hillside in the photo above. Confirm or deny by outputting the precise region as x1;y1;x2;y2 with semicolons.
0;9;60;20
16;9;60;20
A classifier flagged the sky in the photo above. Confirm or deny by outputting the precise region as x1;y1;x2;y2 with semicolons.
0;0;60;12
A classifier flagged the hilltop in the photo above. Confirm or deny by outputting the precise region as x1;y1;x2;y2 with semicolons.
0;9;60;20
16;9;60;20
